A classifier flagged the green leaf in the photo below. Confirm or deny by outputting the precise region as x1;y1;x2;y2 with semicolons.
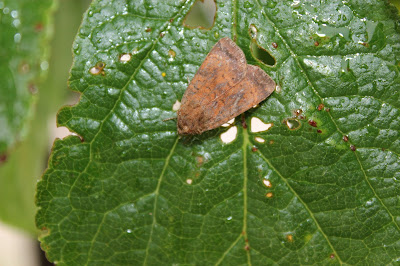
0;0;54;153
0;0;89;234
36;0;400;264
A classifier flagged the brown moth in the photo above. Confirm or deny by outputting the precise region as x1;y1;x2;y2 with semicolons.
177;37;276;135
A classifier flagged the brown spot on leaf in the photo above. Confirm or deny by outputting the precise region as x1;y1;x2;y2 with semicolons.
343;135;349;142
350;145;356;151
317;104;324;111
294;109;303;117
308;120;317;127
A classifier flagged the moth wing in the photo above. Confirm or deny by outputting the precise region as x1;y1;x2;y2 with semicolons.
201;65;275;131
179;37;247;108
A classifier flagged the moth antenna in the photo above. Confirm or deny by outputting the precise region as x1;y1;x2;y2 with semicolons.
163;117;177;122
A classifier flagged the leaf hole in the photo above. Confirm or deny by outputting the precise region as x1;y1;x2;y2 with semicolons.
250;117;273;133
220;126;238;144
250;41;276;66
284;118;301;130
183;0;216;30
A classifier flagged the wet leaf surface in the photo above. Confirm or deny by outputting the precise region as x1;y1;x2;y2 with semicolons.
36;0;400;265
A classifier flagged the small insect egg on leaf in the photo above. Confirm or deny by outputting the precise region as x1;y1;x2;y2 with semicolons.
172;100;181;111
255;136;265;143
266;192;273;198
221;118;235;127
162;72;166;77
186;179;193;185
220;126;238;144
250;117;272;133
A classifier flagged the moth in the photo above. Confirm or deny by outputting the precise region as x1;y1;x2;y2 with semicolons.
177;37;275;135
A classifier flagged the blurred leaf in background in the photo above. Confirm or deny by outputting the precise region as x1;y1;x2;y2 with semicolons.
0;0;90;234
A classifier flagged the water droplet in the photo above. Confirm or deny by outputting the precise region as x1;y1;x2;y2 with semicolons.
214;31;219;38
12;19;20;28
291;0;301;7
220;126;238;144
40;61;49;71
227;216;232;221
14;33;21;43
250;117;273;133
244;1;253;8
275;85;281;93
119;53;132;63
10;10;17;18
186;179;193;185
126;229;132;233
